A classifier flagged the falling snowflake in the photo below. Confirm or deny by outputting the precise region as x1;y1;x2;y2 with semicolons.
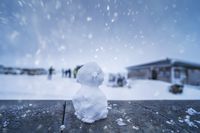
114;12;118;17
172;4;176;8
107;5;110;11
86;17;92;22
88;33;93;39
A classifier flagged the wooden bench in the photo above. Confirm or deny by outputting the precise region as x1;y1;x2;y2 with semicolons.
0;100;200;132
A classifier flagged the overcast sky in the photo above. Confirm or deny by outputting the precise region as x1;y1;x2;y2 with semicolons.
0;0;200;72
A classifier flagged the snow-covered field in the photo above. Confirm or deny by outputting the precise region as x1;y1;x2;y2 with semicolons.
0;75;200;100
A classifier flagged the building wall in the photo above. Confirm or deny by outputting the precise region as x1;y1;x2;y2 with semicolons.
187;69;200;85
170;67;200;85
156;67;171;82
128;68;150;80
128;63;200;86
127;67;171;82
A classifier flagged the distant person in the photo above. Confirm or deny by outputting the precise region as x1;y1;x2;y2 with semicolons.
65;69;72;78
68;69;71;78
117;74;126;87
62;69;65;77
48;66;54;80
65;69;68;77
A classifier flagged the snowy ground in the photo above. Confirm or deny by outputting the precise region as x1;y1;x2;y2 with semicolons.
0;75;200;100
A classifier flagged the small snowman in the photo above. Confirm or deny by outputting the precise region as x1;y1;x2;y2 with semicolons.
72;62;108;123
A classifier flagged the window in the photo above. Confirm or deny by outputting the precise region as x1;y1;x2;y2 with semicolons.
175;69;181;79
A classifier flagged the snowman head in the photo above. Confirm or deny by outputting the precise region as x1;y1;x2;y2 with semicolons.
77;62;104;87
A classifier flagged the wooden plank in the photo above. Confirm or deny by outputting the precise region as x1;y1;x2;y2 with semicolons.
0;100;200;133
63;100;200;133
0;100;65;133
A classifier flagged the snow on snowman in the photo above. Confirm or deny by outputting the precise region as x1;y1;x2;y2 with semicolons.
72;62;108;123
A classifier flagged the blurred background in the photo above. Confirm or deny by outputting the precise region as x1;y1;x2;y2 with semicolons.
0;0;200;100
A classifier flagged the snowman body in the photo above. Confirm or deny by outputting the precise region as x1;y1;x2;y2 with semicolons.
72;62;108;123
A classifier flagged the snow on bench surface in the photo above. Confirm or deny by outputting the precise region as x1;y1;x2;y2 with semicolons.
0;100;200;133
0;75;200;100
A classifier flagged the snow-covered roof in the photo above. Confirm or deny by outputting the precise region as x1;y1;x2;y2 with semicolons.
126;58;200;70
